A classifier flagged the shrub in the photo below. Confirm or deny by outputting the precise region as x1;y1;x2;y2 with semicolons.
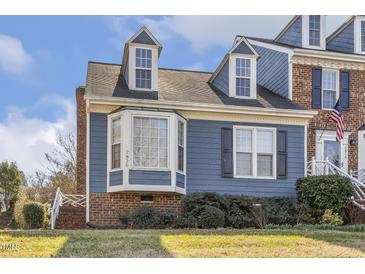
259;197;298;225
13;193;28;228
132;206;161;229
22;202;47;228
181;192;228;216
117;210;132;228
159;210;176;228
196;205;225;229
224;196;254;228
296;175;353;223
320;209;344;226
251;203;267;228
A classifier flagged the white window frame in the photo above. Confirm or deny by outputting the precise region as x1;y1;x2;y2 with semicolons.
131;113;170;171
302;15;326;50
229;54;257;99
233;126;277;179
354;17;365;54
176;116;187;175
321;69;339;111
107;113;123;172
135;47;152;90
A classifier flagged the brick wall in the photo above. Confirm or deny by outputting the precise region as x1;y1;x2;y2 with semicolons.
89;192;182;225
292;64;365;171
76;87;86;194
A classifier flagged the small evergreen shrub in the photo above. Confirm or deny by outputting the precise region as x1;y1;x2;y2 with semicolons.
320;209;344;226
297;175;353;223
22;202;47;228
117;210;132;228
196;205;225;228
181;192;228;215
259;197;298;225
159;210;176;228
251;203;267;228
132;206;161;229
225;196;254;228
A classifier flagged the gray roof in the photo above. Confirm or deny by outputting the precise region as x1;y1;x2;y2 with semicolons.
86;61;306;111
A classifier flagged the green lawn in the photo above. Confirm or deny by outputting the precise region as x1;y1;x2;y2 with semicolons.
1;229;365;258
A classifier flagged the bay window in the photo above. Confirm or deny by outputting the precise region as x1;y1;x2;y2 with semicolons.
111;118;121;169
322;70;338;109
234;126;276;178
132;116;168;169
135;48;152;89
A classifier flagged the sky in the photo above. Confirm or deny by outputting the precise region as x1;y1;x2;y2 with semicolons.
0;15;349;175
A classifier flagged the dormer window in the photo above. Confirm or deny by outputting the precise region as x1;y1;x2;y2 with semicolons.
309;15;321;47
135;48;152;89
236;58;251;97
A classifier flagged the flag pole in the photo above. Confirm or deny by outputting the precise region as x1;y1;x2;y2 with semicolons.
318;115;331;141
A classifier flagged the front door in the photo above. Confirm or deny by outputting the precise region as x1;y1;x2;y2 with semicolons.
323;140;340;167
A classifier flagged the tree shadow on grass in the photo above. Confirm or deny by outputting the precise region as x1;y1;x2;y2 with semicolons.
1;228;365;258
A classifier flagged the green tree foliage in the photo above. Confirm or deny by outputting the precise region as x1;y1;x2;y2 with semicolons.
0;161;23;212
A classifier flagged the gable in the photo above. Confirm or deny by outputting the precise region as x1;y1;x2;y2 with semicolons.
212;59;229;95
131;30;157;45
232;41;255;55
327;22;354;53
276;16;302;47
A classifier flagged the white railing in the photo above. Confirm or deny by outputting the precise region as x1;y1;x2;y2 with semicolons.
50;188;86;229
350;169;365;183
51;187;62;230
307;157;365;211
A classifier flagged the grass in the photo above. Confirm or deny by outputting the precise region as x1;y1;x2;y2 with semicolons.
0;229;365;258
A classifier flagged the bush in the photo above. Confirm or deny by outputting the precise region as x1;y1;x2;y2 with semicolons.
22;202;47;228
159;210;176;228
13;193;28;228
132;206;161;229
297;175;353;223
117;210;132;228
259;197;298;225
225;196;254;228
196;205;225;228
181;192;228;216
320;209;344;226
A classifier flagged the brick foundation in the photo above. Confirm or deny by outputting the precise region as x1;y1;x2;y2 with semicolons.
292;64;365;172
76;87;86;194
56;205;87;229
89;192;182;225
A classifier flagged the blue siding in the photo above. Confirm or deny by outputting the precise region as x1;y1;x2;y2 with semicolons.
176;173;185;189
124;56;129;84
89;113;108;192
254;45;289;98
109;170;123;186
212;60;229;95
327;22;354;53
186;120;305;197
232;41;254;54
277;16;302;47
129;170;171;185
132;30;156;45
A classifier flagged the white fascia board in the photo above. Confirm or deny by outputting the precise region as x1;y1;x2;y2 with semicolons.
293;47;365;63
247;39;294;56
85;96;318;119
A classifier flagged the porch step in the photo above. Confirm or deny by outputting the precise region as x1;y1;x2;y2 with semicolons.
55;205;86;229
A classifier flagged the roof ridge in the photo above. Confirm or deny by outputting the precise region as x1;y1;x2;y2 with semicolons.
88;61;121;66
159;67;212;74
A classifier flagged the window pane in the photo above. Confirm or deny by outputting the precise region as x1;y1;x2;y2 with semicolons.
236;129;252;153
257;155;273;177
236;78;250;97
112;144;121;169
133;117;168;168
309;15;321;46
361;21;365;52
236;58;251;77
257;130;273;154
323;90;336;109
112;118;121;144
322;71;336;90
136;69;151;89
236;153;252;176
178;146;184;171
136;48;152;69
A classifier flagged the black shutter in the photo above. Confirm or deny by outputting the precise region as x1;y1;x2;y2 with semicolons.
312;68;322;109
340;70;350;110
221;128;233;178
277;131;288;179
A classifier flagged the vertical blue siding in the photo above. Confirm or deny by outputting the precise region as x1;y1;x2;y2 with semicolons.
131;30;156;45
176;172;186;189
327;22;355;53
186;120;305;197
277;16;302;47
212;60;229;95
129;170;171;185
109;170;123;186
89;113;108;192
253;45;289;98
124;56;129;84
232;41;254;54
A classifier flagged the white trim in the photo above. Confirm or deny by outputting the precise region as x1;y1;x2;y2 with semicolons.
302;15;326;50
176;116;187;175
86;100;90;223
321;69;340;110
354;16;365;54
126;26;162;48
233;125;277;180
292;47;365;63
247;39;294;55
304;124;308;177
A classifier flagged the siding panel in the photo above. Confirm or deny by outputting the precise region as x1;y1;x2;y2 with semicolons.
176;172;186;188
277;16;302;47
212;60;229;95
129;170;171;185
109;170;123;186
327;22;355;53
186;120;305;197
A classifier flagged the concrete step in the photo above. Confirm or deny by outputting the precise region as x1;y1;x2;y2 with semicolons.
55;205;86;229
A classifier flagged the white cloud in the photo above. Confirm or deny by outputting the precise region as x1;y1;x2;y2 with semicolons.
0;96;75;175
0;34;32;74
182;62;206;71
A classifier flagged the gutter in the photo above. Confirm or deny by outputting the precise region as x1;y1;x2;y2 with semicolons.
85;95;318;119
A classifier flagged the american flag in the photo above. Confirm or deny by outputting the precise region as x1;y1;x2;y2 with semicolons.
330;100;345;142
